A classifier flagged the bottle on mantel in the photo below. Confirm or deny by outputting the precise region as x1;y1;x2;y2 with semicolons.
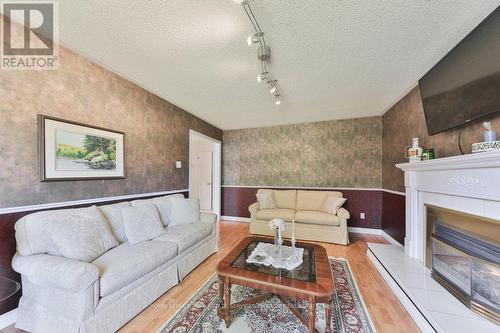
406;137;423;162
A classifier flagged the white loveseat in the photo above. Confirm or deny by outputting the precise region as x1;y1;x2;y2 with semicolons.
11;194;217;333
249;190;350;245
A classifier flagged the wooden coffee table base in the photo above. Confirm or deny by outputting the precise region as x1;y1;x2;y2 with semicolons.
217;279;332;333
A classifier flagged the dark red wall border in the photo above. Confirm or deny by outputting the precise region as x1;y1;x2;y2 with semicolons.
381;191;406;245
222;187;383;229
0;190;188;315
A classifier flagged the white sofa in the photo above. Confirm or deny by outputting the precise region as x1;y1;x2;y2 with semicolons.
249;189;350;245
11;194;217;333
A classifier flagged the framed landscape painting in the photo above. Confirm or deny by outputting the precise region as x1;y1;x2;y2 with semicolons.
38;115;125;181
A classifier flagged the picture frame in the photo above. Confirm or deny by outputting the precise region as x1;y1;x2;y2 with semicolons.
38;115;125;181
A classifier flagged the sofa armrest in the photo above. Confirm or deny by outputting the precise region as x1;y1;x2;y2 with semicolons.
199;212;217;224
337;207;350;219
248;202;259;216
12;253;99;292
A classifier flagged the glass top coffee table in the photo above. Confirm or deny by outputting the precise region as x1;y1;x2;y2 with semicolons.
216;236;334;333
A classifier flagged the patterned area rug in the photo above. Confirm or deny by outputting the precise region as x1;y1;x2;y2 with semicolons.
159;258;376;333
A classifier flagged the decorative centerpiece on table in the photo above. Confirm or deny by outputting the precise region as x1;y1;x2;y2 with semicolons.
246;218;304;270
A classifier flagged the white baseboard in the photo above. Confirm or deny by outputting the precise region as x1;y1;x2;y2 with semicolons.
220;215;251;223
381;230;404;247
348;227;403;247
0;309;16;330
347;227;384;235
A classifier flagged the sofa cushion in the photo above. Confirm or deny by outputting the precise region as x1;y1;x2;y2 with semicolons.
257;189;296;210
131;194;184;226
294;210;340;226
169;198;200;226
98;202;131;243
256;191;276;209
16;206;117;257
46;206;119;262
296;190;343;211
122;205;166;245
274;190;297;210
255;208;295;222
92;241;177;297
319;196;347;215
153;223;212;253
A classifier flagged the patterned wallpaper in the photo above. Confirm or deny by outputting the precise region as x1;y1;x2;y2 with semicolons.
223;117;382;188
382;86;500;192
0;18;221;208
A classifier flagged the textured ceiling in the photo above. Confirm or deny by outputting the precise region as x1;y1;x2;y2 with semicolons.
23;1;500;129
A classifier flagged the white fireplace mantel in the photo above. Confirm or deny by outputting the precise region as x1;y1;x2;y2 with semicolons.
396;150;500;263
366;151;500;332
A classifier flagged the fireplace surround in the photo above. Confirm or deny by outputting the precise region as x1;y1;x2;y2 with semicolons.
367;151;500;332
426;204;499;324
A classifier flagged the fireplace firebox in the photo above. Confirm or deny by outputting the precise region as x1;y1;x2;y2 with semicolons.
426;205;499;324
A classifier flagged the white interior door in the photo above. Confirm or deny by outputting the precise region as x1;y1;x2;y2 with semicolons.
194;151;213;211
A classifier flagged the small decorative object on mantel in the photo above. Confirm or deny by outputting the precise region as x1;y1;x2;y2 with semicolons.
405;137;423;162
472;122;500;153
422;148;435;160
483;121;497;142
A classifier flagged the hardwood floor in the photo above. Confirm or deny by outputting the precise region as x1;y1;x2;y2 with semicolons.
3;221;420;333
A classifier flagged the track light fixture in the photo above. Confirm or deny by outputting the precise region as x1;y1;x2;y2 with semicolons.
239;0;282;105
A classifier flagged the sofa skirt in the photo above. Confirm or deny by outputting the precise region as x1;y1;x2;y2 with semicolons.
177;235;218;281
16;257;179;333
249;219;349;245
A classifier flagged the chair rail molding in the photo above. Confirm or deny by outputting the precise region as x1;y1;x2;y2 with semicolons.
0;189;189;215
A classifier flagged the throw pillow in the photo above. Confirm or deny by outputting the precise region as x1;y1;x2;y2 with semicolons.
169;198;201;226
319;196;347;215
131;194;184;226
98;202;131;243
256;191;277;209
47;206;119;262
121;205;165;244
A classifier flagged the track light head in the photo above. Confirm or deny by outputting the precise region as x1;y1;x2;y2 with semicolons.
247;31;264;47
275;94;281;105
257;72;268;83
268;80;277;93
246;34;253;46
247;33;262;47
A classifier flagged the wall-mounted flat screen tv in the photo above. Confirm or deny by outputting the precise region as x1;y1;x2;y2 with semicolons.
419;7;500;136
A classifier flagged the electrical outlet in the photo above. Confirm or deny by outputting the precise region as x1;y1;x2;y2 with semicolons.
176;161;182;169
360;213;366;219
